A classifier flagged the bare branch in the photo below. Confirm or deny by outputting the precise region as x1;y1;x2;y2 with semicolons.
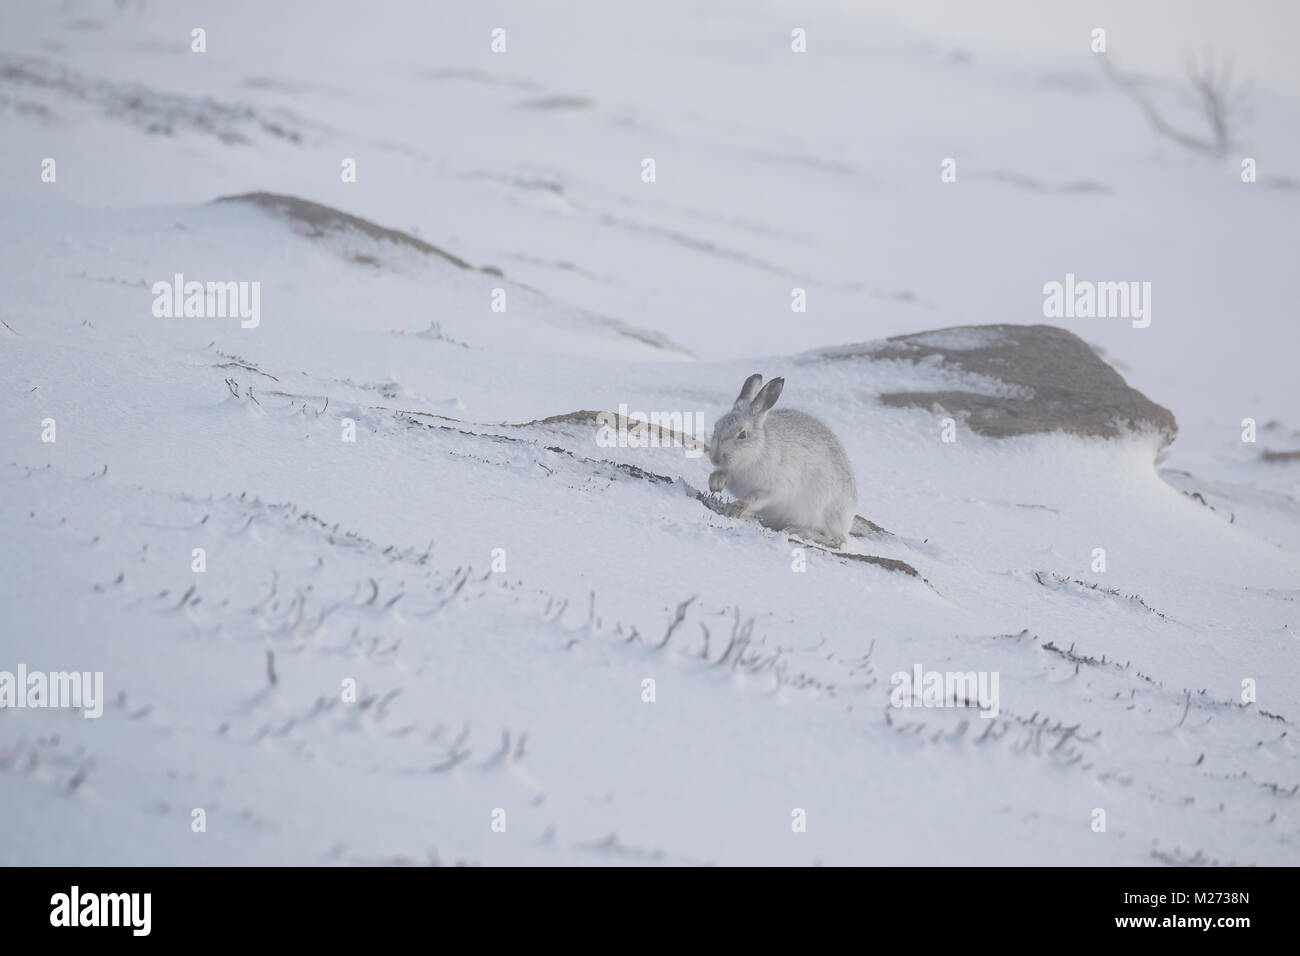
1099;49;1251;158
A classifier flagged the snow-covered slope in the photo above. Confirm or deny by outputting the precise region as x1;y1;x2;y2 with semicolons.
1;0;1297;865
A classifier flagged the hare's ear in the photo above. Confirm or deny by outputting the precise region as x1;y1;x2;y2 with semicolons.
751;377;784;415
734;373;764;409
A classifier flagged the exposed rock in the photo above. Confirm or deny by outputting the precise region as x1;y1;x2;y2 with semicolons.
822;550;919;578
520;95;595;110
819;324;1176;446
850;515;891;536
214;192;479;271
525;409;708;454
214;194;689;354
1;54;307;144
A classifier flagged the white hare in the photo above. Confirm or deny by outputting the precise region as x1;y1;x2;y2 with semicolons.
708;374;858;549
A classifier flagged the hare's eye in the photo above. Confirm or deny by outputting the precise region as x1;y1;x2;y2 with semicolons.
736;430;748;440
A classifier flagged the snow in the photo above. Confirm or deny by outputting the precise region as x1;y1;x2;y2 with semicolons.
0;0;1297;865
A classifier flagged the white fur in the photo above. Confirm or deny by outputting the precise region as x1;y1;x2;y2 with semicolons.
708;374;858;548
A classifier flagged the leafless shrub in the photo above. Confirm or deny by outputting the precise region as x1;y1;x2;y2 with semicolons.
1101;49;1253;158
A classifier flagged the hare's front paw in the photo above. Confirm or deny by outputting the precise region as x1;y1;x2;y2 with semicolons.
724;500;748;518
708;469;728;493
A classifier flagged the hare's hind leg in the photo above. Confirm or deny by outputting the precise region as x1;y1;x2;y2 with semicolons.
787;526;843;550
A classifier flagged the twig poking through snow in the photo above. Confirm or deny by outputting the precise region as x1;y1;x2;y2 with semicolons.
659;595;697;649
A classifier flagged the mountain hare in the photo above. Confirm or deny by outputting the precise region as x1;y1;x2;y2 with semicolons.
708;374;858;549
